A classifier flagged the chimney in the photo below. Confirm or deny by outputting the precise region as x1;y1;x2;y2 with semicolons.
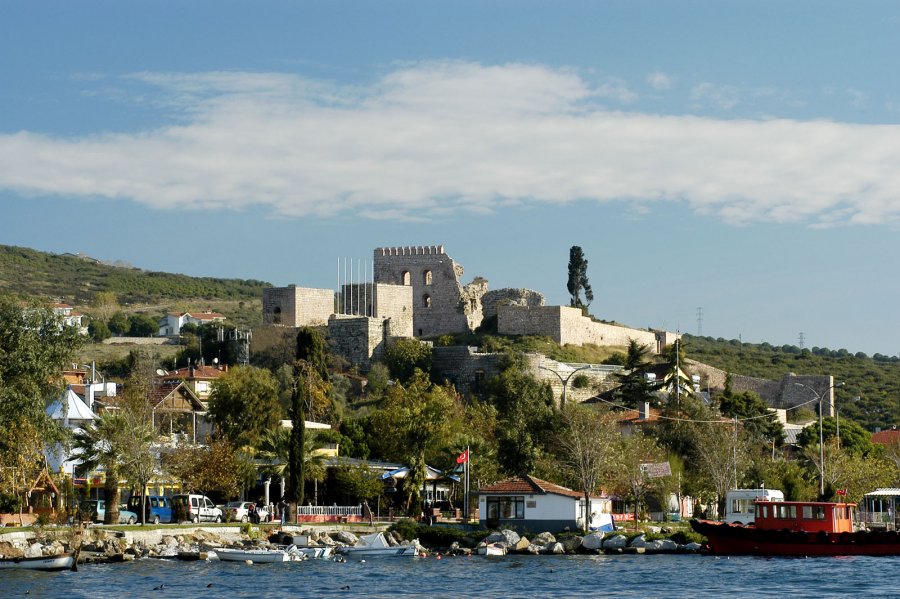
640;402;651;421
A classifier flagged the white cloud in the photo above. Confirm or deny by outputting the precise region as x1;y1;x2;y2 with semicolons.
690;82;740;110
646;71;673;90
2;61;900;227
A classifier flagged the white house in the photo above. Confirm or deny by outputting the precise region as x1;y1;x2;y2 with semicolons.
158;311;226;336
478;474;613;533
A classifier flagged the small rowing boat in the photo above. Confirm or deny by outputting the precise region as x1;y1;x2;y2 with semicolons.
0;553;76;572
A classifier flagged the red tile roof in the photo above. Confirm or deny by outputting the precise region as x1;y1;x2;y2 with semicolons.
872;429;900;445
478;475;601;499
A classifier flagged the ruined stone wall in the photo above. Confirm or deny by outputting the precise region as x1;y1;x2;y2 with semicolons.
373;283;414;338
263;285;335;327
481;288;545;322
684;360;835;416
431;346;505;395
497;305;664;353
524;354;623;405
327;315;387;372
373;245;487;338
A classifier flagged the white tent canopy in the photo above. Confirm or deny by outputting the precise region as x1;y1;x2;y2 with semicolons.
46;387;96;427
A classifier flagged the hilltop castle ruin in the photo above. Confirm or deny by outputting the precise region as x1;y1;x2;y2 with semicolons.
262;244;676;371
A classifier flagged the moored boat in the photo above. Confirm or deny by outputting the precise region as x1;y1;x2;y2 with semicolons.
691;498;900;556
214;547;302;563
336;532;418;557
0;553;76;571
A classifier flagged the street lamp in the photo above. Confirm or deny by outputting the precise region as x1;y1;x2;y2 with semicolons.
794;380;844;498
539;364;592;407
835;396;861;448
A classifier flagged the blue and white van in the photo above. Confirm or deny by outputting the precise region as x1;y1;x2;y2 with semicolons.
127;495;174;524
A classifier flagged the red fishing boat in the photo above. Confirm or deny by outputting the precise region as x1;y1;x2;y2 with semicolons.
690;499;900;556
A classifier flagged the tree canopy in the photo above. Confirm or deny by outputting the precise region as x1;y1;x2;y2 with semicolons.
0;296;83;453
207;365;282;447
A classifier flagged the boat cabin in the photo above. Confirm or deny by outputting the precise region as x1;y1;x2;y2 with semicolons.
753;500;855;534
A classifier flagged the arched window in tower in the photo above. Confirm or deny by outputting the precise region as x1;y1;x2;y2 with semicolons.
423;294;432;308
423;270;433;285
401;271;411;286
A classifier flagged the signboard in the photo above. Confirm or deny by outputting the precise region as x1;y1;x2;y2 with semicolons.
640;462;672;479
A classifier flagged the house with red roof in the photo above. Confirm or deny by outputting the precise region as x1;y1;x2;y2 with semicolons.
872;427;900;447
477;474;613;533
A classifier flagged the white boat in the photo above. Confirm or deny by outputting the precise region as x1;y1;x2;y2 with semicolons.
476;542;507;556
294;545;333;559
214;547;301;563
0;553;76;571
336;533;419;557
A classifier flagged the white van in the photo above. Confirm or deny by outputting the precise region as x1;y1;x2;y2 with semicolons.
172;494;223;523
725;488;784;525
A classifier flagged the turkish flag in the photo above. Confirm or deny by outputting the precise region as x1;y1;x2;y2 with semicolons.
456;449;469;464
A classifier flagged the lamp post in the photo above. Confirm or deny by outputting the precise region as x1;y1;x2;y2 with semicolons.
794;381;844;498
539;364;592;407
835;396;860;448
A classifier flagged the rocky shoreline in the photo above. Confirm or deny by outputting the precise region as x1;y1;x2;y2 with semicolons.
0;524;702;564
469;528;703;556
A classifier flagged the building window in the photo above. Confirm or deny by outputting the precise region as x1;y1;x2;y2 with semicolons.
401;271;411;286
272;307;282;324
423;294;432;308
486;496;525;520
423;270;432;285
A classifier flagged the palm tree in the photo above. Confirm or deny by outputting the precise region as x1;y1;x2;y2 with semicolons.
259;427;328;501
72;412;129;524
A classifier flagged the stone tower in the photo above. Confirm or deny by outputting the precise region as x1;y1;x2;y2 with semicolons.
373;245;487;338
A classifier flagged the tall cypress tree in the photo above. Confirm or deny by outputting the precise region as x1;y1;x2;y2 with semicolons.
567;246;593;309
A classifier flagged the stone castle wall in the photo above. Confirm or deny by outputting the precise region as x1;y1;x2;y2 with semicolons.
497;305;665;353
524;354;623;405
337;283;414;339
481;288;545;322
373;246;487;338
263;285;335;327
327;315;387;372
432;346;505;395
686;360;836;416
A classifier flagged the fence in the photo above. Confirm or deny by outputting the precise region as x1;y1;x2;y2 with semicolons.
296;505;363;524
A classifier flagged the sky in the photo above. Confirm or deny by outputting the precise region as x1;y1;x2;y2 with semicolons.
2;1;900;356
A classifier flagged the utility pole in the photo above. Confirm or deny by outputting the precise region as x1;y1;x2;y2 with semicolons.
696;307;703;336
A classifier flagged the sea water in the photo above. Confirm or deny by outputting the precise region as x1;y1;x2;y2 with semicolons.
5;553;900;598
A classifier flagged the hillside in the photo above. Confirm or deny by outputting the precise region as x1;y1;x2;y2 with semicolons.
0;244;270;305
683;334;900;432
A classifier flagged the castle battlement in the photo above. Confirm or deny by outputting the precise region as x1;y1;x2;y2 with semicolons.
376;245;445;257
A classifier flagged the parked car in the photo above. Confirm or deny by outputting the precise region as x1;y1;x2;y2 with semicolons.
126;495;174;524
172;494;223;523
79;499;139;524
224;501;269;523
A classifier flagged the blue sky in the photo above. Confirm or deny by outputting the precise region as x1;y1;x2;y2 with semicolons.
2;1;900;355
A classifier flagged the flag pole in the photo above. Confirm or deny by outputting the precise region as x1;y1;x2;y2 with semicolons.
465;445;470;522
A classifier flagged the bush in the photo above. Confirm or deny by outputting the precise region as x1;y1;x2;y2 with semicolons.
669;530;705;545
388;520;482;548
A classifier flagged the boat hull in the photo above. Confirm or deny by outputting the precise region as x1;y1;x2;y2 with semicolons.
214;548;293;563
0;554;75;571
336;546;418;557
690;519;900;556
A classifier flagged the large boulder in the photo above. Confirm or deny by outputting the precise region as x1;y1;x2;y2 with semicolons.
542;542;565;555
581;532;605;551
683;542;703;552
24;542;44;558
602;535;628;550
629;534;647;548
560;536;583;553
532;531;556;546
512;537;531;553
334;531;358;545
645;539;678;552
484;529;520;546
